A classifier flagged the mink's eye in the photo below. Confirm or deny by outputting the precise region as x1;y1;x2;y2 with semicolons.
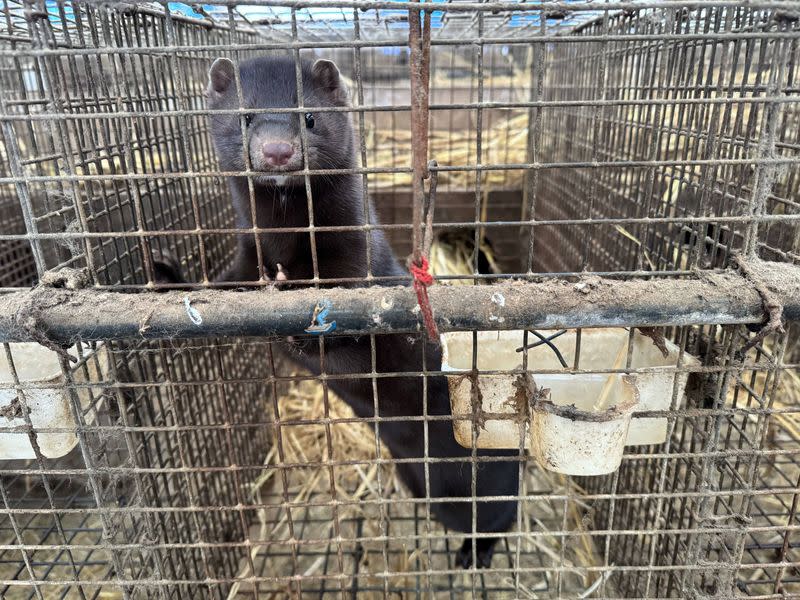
244;113;253;126
304;112;315;129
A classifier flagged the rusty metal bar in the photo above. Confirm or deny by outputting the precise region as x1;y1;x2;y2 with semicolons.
408;0;431;263
0;261;798;342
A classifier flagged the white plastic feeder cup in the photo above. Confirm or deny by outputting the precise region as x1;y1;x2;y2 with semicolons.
0;343;108;460
441;332;641;475
530;374;639;476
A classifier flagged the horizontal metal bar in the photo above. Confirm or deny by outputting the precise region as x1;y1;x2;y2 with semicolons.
0;214;796;242
1;261;798;342
0;521;797;553
0;478;793;509
2;95;797;122
1;157;798;186
2;30;799;57
2;399;799;426
74;0;800;12
3;557;800;588
0;446;795;476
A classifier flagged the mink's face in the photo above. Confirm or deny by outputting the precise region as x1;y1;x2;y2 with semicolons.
206;56;353;188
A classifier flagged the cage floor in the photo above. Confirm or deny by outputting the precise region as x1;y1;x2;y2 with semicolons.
0;477;117;600
230;488;578;600
225;377;607;599
0;481;601;600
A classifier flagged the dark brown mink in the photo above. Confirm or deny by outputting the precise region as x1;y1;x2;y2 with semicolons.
153;55;521;568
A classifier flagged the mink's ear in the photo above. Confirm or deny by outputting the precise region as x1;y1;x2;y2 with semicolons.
311;59;349;106
208;57;235;95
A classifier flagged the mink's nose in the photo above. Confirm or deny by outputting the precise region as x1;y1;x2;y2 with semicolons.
262;142;294;167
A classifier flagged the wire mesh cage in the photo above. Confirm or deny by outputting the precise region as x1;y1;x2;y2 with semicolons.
0;1;798;599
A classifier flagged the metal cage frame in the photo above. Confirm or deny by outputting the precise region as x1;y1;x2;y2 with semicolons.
0;1;798;598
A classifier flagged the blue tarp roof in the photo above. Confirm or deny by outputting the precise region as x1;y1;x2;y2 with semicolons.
28;1;605;34
169;2;601;31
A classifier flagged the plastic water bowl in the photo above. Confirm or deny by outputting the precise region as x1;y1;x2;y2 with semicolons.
505;328;700;446
442;331;641;475
442;328;699;460
0;343;108;460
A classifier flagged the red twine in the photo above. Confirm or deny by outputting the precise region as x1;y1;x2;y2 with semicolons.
410;256;439;342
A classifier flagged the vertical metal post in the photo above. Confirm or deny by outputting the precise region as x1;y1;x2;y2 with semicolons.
743;25;790;258
523;15;546;275
408;0;431;265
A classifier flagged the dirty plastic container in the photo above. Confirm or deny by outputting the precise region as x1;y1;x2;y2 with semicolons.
441;328;698;452
442;331;540;450
529;375;638;475
0;343;108;459
507;328;699;446
442;332;640;474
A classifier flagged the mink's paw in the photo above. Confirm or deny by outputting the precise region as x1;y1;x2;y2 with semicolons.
275;263;288;282
456;537;497;569
273;264;294;341
151;249;186;285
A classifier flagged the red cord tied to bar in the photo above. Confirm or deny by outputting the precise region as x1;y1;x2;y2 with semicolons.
410;255;439;342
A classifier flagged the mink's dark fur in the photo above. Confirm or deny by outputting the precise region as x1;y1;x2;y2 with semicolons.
154;55;520;568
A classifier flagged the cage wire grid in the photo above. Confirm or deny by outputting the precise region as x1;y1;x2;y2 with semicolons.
0;0;797;598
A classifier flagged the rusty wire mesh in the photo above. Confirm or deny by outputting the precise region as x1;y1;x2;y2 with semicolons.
0;1;798;599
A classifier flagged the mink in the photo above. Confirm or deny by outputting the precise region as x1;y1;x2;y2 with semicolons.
153;55;520;568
